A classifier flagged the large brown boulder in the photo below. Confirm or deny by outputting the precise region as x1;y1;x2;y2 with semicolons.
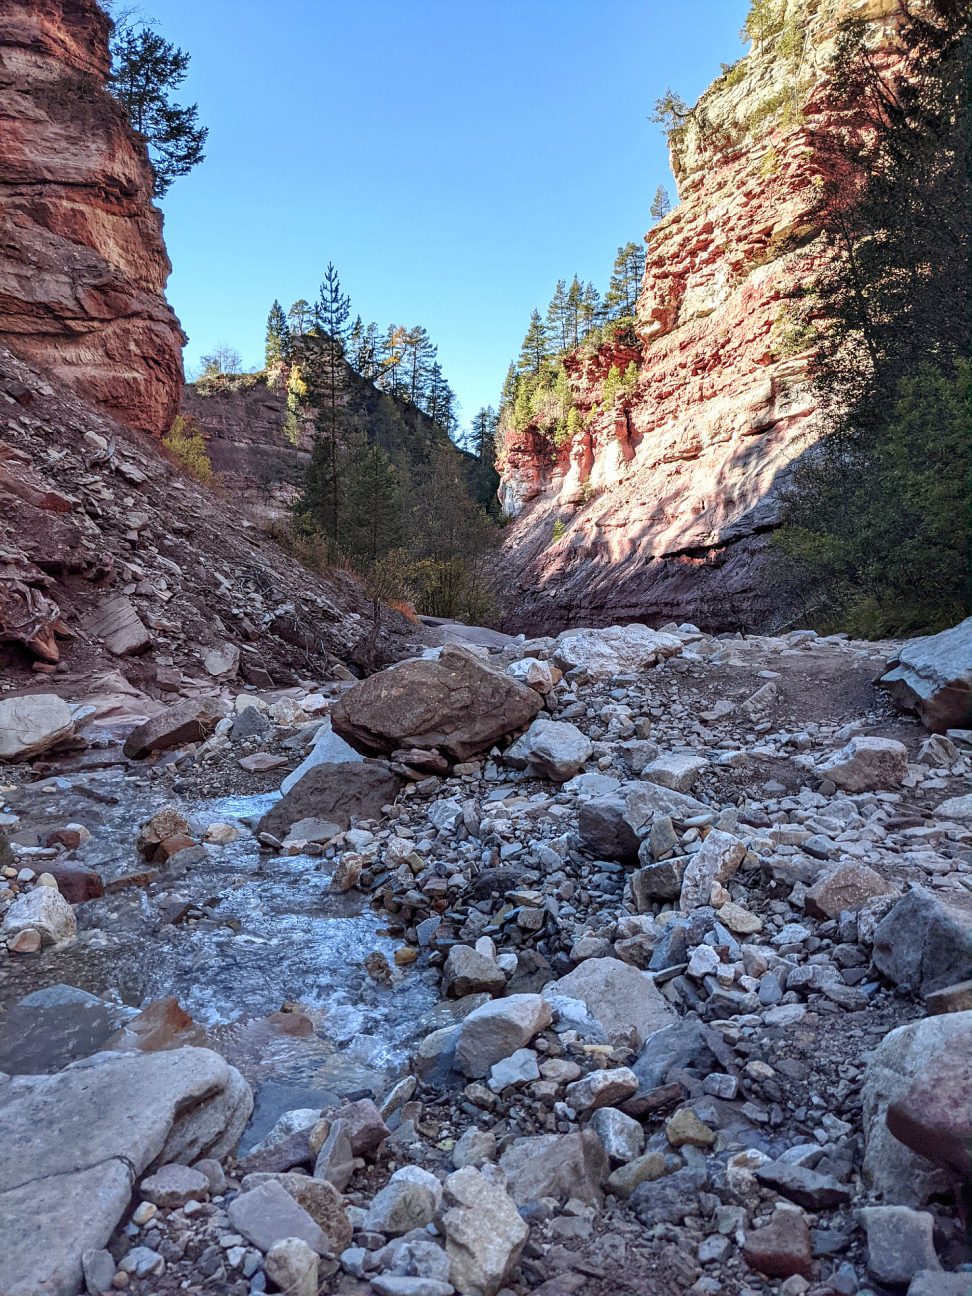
257;760;403;838
878;619;972;733
331;646;543;762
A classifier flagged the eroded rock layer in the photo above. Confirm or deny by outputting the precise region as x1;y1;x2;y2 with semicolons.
0;0;185;437
498;0;907;634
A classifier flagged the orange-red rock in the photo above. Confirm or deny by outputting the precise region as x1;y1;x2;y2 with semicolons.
0;0;185;436
498;0;911;633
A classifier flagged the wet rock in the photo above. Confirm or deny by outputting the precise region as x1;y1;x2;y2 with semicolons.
41;860;104;903
503;716;592;782
871;887;972;994
742;1208;813;1279
438;1166;529;1296
331;645;543;762
818;735;908;791
498;1131;608;1206
123;697;226;760
228;1178;327;1255
878;618;972;732
0;693;74;760
542;957;674;1049
861;1206;940;1288
257;760;403;837
280;717;363;793
862;1012;972;1204
804;862;897;920
265;1237;319;1296
2;884;76;946
139;1163;209;1208
454;994;552;1078
679;829;746;911
0;1047;251;1296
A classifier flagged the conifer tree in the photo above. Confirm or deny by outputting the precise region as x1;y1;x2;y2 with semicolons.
303;263;351;545
518;309;550;376
546;280;570;353
579;282;603;337
470;406;499;464
566;277;584;347
265;300;290;369
108;18;207;197
650;185;672;222
288;299;312;337
342;443;403;567
604;243;646;319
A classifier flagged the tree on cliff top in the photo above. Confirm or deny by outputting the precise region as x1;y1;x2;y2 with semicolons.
108;17;208;198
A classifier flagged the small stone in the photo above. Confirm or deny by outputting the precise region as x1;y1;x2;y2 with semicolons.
139;1163;210;1208
606;1152;669;1198
453;1127;497;1169
439;1166;529;1296
82;1249;116;1295
118;1247;164;1279
588;1107;645;1164
227;1179;327;1255
718;902;763;934
364;1167;441;1236
265;1238;319;1296
565;1066;639;1114
861;1206;941;1287
455;994;552;1079
743;1209;812;1279
443;945;506;998
665;1107;715;1148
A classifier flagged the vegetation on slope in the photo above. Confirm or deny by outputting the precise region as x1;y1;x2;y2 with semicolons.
772;0;971;636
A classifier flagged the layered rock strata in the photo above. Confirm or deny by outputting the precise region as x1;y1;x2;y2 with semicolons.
498;0;909;633
0;0;185;436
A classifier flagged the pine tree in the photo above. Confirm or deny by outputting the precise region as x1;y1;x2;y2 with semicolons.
288;299;312;337
650;185;672;222
518;309;550;376
566;277;584;348
379;325;408;395
470;406;498;464
546;280;570;353
579;282;603;337
265;300;290;369
604;243;646;320
403;326;435;406
342;443;403;567
302;263;351;545
107;18;207;197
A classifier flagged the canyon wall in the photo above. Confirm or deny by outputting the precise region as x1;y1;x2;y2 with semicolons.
497;0;906;635
0;0;185;437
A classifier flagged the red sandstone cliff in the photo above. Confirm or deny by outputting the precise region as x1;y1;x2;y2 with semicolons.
0;0;185;437
497;0;907;634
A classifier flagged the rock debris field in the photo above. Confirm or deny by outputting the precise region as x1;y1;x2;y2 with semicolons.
1;619;971;1296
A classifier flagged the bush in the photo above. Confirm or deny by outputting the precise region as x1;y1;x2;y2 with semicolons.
773;362;971;636
552;518;567;542
162;414;213;483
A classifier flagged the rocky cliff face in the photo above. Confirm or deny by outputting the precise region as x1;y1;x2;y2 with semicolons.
497;0;907;635
0;0;185;437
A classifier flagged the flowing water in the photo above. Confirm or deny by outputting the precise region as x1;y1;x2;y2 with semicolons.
0;766;439;1148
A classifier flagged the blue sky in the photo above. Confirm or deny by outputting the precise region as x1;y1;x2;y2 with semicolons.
146;0;750;430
